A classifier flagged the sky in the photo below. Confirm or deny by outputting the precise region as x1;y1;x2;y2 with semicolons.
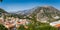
0;0;60;12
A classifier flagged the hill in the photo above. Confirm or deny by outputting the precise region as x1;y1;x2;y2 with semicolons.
0;8;7;13
24;6;60;22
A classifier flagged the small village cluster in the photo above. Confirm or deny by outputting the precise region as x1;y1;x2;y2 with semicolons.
0;13;30;29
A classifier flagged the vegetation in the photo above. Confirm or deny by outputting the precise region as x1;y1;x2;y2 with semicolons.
0;24;8;30
0;0;3;2
17;14;58;30
0;8;7;13
17;22;58;30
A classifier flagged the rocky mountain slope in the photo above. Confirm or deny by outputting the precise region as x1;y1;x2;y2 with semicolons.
27;6;60;22
15;6;60;23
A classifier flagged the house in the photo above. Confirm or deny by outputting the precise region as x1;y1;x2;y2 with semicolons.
50;20;60;27
16;19;30;28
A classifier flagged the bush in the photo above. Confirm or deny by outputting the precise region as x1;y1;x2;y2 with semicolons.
0;24;8;30
17;22;58;30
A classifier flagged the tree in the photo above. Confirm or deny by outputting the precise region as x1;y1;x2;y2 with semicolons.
0;8;7;13
17;25;26;30
0;0;3;2
29;23;58;30
0;24;8;30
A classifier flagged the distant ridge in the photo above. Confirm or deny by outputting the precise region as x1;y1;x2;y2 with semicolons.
0;8;7;13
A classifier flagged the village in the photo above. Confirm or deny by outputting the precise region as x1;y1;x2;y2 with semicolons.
0;13;31;30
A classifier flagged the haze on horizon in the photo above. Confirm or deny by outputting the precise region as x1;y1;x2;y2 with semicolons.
0;0;60;12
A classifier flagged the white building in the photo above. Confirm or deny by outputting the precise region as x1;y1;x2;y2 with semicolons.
50;20;60;27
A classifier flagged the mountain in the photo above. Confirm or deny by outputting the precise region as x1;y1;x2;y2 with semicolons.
16;6;60;22
0;8;7;13
16;7;38;16
9;6;60;22
16;10;28;15
27;6;60;22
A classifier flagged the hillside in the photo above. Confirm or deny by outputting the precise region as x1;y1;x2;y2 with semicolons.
25;6;60;22
0;8;7;13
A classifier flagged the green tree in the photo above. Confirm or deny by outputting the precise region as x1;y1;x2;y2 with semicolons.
0;8;7;13
0;24;8;30
0;0;3;2
17;25;26;30
28;23;58;30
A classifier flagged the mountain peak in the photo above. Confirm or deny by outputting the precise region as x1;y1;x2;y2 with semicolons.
39;5;54;8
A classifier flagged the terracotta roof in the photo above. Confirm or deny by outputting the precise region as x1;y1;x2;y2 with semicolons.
55;24;60;27
5;23;14;28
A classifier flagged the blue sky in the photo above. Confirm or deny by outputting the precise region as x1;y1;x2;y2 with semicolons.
0;0;60;12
